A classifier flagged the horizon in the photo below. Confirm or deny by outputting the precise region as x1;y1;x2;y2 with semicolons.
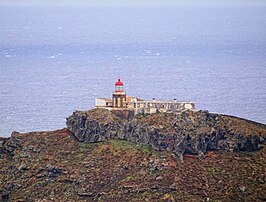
1;0;266;6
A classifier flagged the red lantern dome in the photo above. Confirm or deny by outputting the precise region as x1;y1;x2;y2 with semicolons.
115;79;123;86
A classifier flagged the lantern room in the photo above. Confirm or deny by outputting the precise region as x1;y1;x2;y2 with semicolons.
115;79;124;92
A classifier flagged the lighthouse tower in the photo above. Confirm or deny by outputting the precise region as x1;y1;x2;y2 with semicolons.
112;79;126;108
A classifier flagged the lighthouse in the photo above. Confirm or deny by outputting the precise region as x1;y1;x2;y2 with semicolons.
112;78;126;108
95;78;195;113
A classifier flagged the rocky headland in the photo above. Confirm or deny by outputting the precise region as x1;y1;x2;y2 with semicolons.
67;109;265;160
0;109;266;201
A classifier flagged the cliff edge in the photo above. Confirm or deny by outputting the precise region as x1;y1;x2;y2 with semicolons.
66;109;265;160
1;109;266;201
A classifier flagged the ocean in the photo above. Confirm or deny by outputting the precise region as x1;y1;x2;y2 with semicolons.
0;6;266;137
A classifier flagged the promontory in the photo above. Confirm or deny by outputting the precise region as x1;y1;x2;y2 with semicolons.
1;109;265;201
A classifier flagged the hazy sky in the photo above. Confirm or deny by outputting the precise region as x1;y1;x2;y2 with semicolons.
1;0;266;6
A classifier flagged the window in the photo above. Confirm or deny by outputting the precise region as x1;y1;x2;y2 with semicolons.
115;86;123;91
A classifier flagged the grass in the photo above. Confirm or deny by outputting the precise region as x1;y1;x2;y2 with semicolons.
77;140;155;160
136;144;153;154
207;166;220;175
110;140;136;150
62;183;72;191
109;140;153;155
76;152;85;163
120;175;135;182
78;142;96;152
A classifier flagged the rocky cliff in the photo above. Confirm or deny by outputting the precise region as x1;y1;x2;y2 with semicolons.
66;109;265;160
1;109;266;201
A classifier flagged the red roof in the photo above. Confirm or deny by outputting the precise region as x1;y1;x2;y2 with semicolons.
115;79;124;86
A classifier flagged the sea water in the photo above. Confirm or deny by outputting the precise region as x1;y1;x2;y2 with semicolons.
0;6;266;137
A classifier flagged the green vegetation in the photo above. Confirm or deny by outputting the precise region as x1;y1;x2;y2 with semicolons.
207;166;220;175
78;142;95;152
120;175;135;182
108;140;153;155
109;140;136;150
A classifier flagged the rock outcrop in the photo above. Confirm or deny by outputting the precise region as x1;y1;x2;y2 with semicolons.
1;113;266;201
66;109;266;159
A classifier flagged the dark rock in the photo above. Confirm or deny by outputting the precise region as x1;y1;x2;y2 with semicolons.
0;184;13;202
3;135;22;156
77;192;94;197
66;109;266;159
36;166;63;178
137;187;150;193
0;138;8;155
169;184;178;191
